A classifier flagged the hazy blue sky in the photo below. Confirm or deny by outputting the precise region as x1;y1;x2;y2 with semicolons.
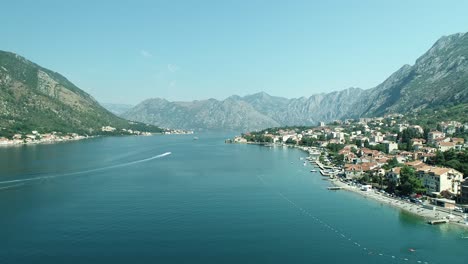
1;0;468;104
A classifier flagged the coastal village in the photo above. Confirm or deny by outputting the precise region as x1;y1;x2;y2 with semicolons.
0;126;193;146
231;114;468;226
0;130;88;145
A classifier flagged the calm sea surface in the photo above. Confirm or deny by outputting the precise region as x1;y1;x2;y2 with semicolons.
0;134;467;264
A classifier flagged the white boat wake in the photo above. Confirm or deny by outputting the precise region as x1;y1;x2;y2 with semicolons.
0;152;172;185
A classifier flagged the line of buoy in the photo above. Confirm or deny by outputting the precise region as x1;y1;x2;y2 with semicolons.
256;174;432;264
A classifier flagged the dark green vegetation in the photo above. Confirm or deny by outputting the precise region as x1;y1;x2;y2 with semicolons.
242;133;274;143
428;149;468;178
396;166;426;196
404;103;468;130
384;166;426;196
0;51;162;137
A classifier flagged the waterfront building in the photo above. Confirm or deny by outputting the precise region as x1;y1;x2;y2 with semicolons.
415;166;463;196
344;163;378;179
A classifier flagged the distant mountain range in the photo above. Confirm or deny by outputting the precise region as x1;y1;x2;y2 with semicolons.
122;32;468;131
2;32;467;134
0;51;160;135
101;103;134;115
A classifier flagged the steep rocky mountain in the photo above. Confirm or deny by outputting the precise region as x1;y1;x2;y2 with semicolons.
359;32;468;116
241;88;365;126
0;51;160;135
123;32;468;131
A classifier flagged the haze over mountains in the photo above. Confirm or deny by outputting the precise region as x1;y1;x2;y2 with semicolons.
121;32;468;131
1;32;467;134
101;103;134;115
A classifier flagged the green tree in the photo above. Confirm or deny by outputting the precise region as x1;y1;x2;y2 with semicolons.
359;173;371;184
364;140;370;148
386;180;397;193
387;157;400;168
397;166;425;195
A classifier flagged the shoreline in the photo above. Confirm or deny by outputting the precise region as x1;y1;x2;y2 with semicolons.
0;135;93;147
329;179;468;229
280;142;468;229
231;141;468;229
249;142;468;229
0;131;197;148
0;132;173;148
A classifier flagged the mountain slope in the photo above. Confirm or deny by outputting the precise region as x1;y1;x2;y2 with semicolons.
361;32;468;116
101;103;134;115
122;97;280;130
122;88;365;130
0;51;159;135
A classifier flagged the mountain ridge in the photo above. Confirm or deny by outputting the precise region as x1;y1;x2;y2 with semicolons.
122;32;468;131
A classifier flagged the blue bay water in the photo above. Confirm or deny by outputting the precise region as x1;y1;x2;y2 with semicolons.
0;134;467;264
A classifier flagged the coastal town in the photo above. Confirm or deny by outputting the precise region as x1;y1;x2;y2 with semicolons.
231;114;468;226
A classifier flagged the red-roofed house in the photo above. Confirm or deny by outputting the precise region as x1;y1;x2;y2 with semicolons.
344;163;379;179
437;141;456;152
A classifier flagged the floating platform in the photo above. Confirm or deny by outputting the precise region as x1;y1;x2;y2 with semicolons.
428;219;449;225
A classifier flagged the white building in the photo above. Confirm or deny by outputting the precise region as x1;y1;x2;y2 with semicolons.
385;142;398;153
427;131;445;143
